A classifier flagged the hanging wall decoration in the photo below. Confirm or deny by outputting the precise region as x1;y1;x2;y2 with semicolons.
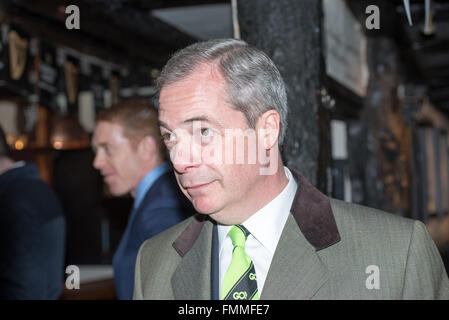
0;23;32;96
63;54;80;115
38;40;59;110
89;64;106;113
109;71;120;107
8;30;28;81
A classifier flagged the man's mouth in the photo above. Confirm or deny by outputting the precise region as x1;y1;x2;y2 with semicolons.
185;181;214;191
103;173;116;182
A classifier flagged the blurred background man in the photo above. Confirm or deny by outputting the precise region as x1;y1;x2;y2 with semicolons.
92;98;194;299
0;125;66;299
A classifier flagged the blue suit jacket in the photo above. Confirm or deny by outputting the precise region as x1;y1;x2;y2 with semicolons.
112;170;194;299
0;163;66;299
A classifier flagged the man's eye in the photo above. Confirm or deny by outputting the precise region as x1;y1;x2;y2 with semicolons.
199;128;215;144
161;133;170;141
162;132;176;143
200;128;212;137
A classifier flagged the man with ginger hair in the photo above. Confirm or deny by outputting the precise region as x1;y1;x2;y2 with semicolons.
92;98;194;299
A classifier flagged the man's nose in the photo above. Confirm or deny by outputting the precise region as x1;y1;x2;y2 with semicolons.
170;138;202;174
92;151;104;170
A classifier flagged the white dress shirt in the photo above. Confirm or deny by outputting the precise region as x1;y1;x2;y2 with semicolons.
218;166;298;296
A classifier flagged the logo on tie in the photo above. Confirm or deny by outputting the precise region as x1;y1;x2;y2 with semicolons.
232;291;248;300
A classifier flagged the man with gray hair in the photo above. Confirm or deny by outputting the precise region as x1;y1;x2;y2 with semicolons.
134;39;449;300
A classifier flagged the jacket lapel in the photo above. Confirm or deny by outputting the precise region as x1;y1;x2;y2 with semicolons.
261;214;329;299
171;218;213;299
289;168;341;250
260;169;340;299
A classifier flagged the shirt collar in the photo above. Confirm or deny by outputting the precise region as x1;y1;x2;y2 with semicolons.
133;161;170;210
9;161;26;170
218;166;298;255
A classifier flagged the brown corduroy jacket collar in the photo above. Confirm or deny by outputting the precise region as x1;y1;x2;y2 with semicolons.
172;167;341;256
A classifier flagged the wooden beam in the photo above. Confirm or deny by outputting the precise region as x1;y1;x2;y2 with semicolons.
8;0;198;65
106;0;229;11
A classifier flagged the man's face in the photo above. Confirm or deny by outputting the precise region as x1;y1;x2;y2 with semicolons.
158;64;266;224
92;121;144;197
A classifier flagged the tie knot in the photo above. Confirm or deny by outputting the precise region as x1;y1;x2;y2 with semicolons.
228;225;249;248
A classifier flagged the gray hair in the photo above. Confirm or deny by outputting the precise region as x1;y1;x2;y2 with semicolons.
157;38;288;145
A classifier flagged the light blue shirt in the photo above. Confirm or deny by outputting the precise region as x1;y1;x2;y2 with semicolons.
133;161;171;210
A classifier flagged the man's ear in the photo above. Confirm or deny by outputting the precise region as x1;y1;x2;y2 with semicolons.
257;110;280;150
137;135;157;160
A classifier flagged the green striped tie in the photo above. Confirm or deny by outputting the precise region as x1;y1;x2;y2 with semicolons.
221;225;259;300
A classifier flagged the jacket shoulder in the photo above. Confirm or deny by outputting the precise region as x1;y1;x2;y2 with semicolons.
319;199;449;299
138;171;195;216
134;216;196;299
329;198;415;236
138;215;194;257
